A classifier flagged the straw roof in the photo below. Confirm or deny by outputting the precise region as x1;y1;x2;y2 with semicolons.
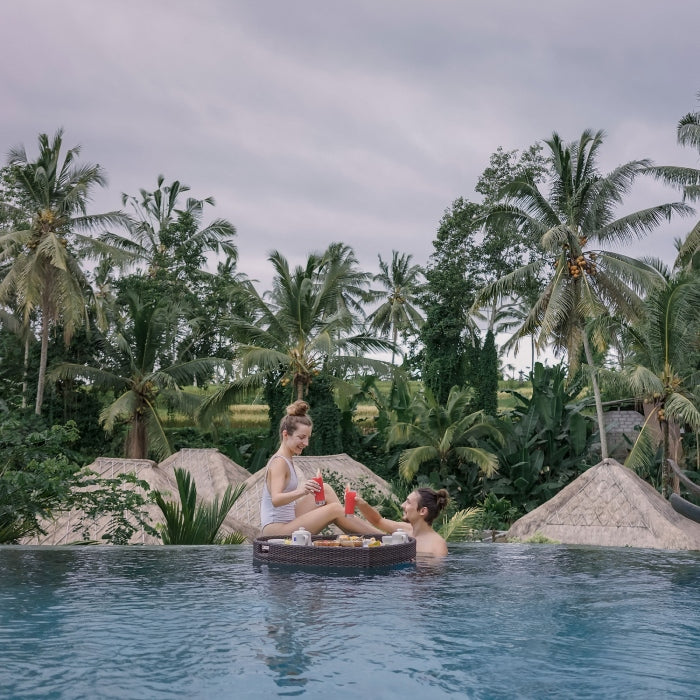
229;453;394;537
24;457;164;545
507;458;700;550
23;449;255;545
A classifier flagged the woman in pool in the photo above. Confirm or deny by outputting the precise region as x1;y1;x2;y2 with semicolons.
260;400;381;537
355;488;449;556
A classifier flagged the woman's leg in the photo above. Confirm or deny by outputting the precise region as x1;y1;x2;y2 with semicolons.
262;485;383;536
295;483;382;534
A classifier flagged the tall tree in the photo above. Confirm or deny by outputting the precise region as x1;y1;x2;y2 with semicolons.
199;246;395;424
367;250;425;365
51;290;217;460
648;103;700;271
619;266;700;494
475;129;692;459
103;175;237;278
421;198;482;404
0;130;126;414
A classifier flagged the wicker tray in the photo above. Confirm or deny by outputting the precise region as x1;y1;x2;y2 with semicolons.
253;534;416;568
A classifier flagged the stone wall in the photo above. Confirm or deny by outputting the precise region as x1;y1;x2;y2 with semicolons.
604;410;646;461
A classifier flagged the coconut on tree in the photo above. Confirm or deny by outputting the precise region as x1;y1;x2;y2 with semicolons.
618;262;700;495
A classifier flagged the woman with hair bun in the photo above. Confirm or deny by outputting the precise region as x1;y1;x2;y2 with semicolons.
260;400;381;537
355;487;449;556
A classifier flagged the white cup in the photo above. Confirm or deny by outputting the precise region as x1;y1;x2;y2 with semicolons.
381;535;394;545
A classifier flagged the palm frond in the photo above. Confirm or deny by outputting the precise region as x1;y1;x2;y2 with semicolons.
438;507;483;541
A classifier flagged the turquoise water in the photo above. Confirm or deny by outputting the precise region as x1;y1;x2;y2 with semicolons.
1;544;699;699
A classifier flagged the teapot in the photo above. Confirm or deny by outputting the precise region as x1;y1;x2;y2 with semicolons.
392;528;409;544
291;527;312;546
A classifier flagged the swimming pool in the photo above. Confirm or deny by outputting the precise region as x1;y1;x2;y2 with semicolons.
2;544;699;699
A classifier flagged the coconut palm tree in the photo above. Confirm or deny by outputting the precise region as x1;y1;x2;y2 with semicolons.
618;267;700;495
199;246;396;423
387;386;502;496
101;175;237;277
474;129;692;458
51;290;219;460
0;129;127;414
366;251;425;365
647;106;700;271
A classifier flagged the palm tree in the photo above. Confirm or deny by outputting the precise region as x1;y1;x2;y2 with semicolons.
101;175;237;277
366;251;425;365
199;246;396;422
619;267;700;495
474;129;692;458
0;129;127;414
51;290;219;460
648;105;700;271
388;386;502;489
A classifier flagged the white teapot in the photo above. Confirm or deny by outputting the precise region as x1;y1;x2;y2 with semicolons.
392;528;409;544
291;527;312;546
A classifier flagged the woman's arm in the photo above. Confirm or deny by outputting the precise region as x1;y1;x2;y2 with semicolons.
267;456;307;507
355;496;409;535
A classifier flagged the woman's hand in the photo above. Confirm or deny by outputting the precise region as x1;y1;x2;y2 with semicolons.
301;479;319;497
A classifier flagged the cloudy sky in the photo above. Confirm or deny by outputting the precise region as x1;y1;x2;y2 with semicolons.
2;1;698;368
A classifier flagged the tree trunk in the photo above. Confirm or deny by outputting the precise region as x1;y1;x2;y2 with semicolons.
34;313;49;416
126;415;147;459
22;334;30;410
662;419;671;498
582;333;608;460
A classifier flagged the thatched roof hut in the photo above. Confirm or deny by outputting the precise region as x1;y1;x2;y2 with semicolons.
24;457;164;545
23;449;255;545
507;458;700;550
229;453;394;536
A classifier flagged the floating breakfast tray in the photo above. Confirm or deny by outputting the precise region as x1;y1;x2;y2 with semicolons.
253;534;416;568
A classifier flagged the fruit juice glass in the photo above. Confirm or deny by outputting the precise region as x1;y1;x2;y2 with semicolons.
344;489;357;515
312;474;326;505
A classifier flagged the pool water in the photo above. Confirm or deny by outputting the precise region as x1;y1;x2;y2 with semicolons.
1;544;699;699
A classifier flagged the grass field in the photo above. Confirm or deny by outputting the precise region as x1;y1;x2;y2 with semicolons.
166;382;533;429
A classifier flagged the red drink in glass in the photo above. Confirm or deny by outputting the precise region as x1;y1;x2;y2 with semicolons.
344;489;357;515
312;475;326;505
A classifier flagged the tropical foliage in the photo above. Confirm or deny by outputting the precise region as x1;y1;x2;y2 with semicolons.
485;362;594;513
367;250;425;365
199;246;395;423
152;467;245;544
0;130;126;414
51;290;221;460
617;270;700;493
475;129;692;458
387;386;502;507
1;107;699;542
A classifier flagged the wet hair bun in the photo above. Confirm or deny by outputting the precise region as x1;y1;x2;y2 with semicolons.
286;400;310;417
436;488;449;510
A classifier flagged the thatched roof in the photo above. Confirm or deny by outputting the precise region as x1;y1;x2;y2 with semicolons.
24;457;164;545
229;453;394;536
23;449;255;545
507;458;700;550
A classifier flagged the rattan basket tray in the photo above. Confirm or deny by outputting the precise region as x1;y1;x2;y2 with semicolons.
253;534;416;568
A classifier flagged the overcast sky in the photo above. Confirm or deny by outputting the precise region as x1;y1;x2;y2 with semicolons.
2;1;699;368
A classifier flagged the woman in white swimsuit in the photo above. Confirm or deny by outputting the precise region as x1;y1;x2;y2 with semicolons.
260;400;380;537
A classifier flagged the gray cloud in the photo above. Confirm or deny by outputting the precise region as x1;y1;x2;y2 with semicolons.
2;0;698;296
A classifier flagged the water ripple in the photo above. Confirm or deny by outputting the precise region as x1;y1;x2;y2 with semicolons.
1;544;699;698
